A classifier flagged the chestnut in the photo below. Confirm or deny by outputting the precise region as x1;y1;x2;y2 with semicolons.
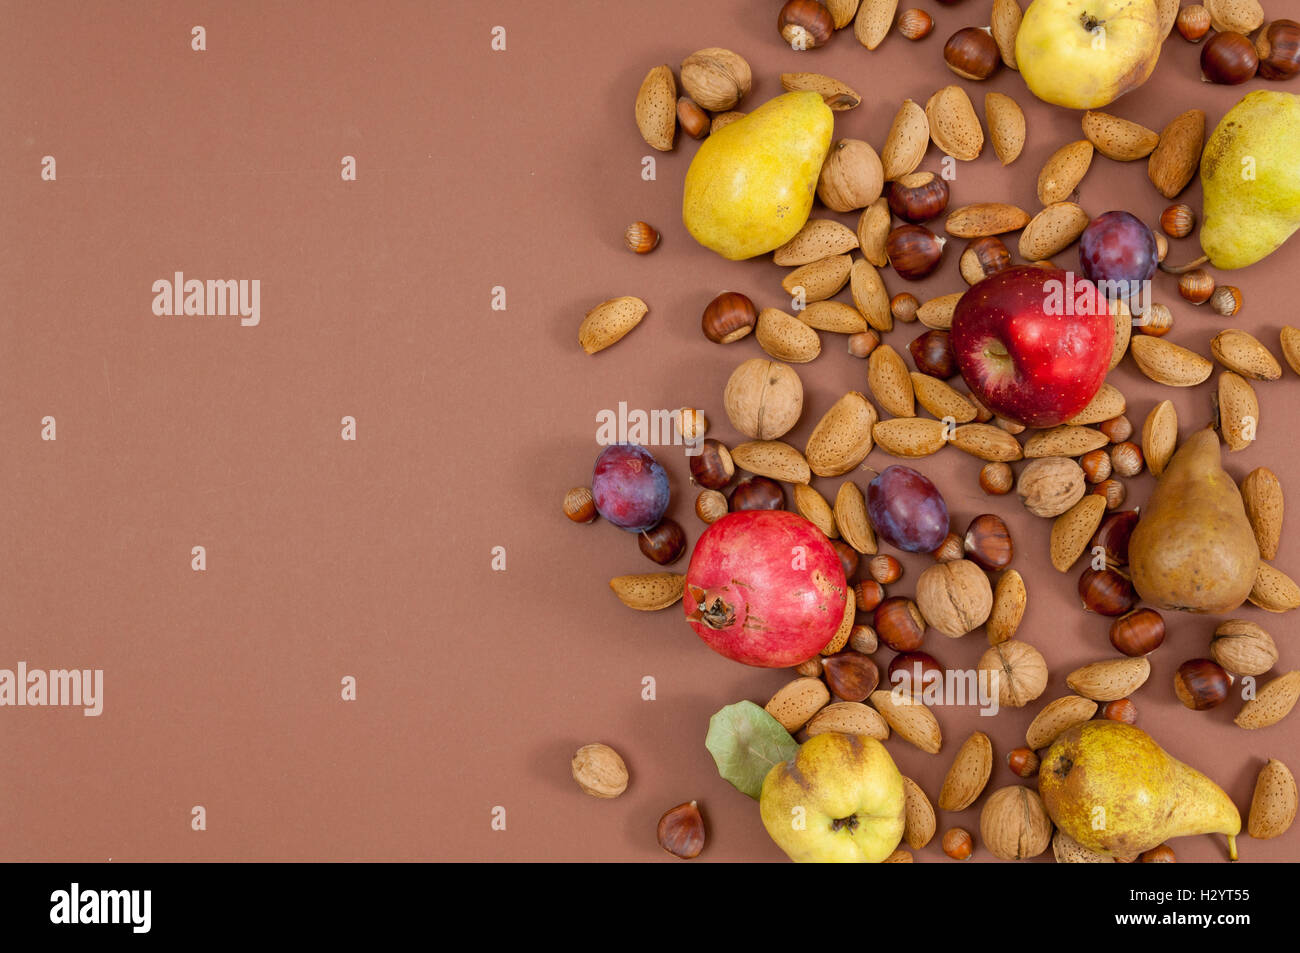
639;518;687;565
943;26;1001;81
564;486;597;523
1257;20;1300;81
959;236;1012;285
855;578;885;612
1109;608;1166;657
874;596;927;652
701;291;757;343
909;328;957;379
886;224;946;280
868;554;903;585
822;650;881;702
730;475;784;511
1091;509;1139;567
887;651;943;697
886;171;950;223
778;0;834;50
963;513;1013;571
1078;565;1137;616
689;438;735;490
833;540;861;581
1201;30;1258;85
1174;658;1232;711
657;801;706;859
1007;747;1039;778
1101;698;1138;724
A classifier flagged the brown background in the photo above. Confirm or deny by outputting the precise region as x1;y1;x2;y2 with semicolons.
0;0;1296;862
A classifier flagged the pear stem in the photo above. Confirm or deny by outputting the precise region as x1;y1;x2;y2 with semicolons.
1228;834;1238;862
1158;254;1210;275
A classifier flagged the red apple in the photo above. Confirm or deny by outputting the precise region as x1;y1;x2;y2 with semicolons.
950;266;1115;428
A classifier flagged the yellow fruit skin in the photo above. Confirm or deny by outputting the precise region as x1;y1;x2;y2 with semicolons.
1016;0;1161;110
683;91;833;261
1200;91;1300;270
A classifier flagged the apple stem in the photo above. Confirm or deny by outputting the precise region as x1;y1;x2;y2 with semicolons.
1158;254;1210;275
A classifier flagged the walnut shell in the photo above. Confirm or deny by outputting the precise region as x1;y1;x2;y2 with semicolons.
817;139;884;213
915;559;993;637
723;358;805;440
571;743;629;799
978;639;1048;708
680;48;752;111
1017;456;1086;517
980;785;1053;861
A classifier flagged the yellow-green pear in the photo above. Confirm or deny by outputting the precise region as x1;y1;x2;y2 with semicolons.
1200;90;1300;269
682;91;833;260
1128;428;1258;613
759;732;905;863
1040;721;1240;860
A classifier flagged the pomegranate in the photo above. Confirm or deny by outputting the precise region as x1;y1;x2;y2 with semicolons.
684;510;848;667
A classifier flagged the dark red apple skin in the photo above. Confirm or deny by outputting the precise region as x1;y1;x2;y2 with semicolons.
950;266;1114;428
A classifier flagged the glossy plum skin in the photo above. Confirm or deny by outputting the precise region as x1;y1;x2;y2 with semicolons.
591;444;670;532
1079;211;1158;294
867;466;950;553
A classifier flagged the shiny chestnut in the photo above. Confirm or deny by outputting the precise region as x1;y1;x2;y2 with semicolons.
943;26;1001;80
778;0;834;50
1257;20;1300;80
887;651;943;696
1091;509;1139;567
886;172;950;223
701;291;757;343
689;438;735;490
730;475;784;511
822;650;881;702
1174;658;1232;711
874;597;926;652
1078;565;1137;616
639;518;687;565
1201;30;1258;85
833;540;861;582
855;579;885;612
964;513;1013;571
886;224;946;280
1109;608;1166;657
959;236;1012;285
909;329;957;379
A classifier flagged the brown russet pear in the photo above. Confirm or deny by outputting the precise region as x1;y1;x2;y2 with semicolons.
1128;427;1258;613
1039;722;1240;861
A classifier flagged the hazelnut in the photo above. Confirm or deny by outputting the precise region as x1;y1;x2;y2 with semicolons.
794;657;823;677
886;224;946;280
701;291;757;344
1093;478;1127;510
822;650;881;702
689;438;735;490
847;330;880;358
778;0;835;50
676;408;708;442
977;639;1048;708
1177;4;1211;41
848;624;879;655
874;596;927;651
887;650;943;696
891;292;921;323
944;26;1001;80
1140;844;1177;863
1007;747;1039;778
624;221;660;254
1137;303;1173;337
855;579;886;612
695;489;728;524
1098;415;1134;444
1155;233;1169;263
1078;565;1137;616
1101;698;1138;724
1160;203;1195;238
869;554;903;585
730;475;784;511
657;801;706;859
676;97;710;140
1080;448;1112;484
639;519;687;565
942;827;974;860
898;8;934;40
832;540;861;581
1257;20;1300;80
1174;658;1232;711
1109;608;1166;657
980;462;1014;495
1110;441;1144;478
980;786;1052;861
930;532;965;562
909;328;957;378
1201;30;1259;85
963;513;1014;571
886;171;950;223
564;486;597;523
1179;268;1216;304
1210;285;1242;317
571;743;629;798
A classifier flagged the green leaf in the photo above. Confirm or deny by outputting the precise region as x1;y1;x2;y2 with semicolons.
705;700;799;800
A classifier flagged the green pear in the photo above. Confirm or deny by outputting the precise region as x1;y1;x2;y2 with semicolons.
1200;90;1300;270
759;732;904;863
682;91;833;260
1128;428;1258;613
1039;722;1239;860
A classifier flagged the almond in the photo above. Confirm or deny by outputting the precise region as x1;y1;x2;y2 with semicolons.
798;300;868;334
945;202;1031;238
857;198;892;267
883;847;913;863
951;422;1024;462
1142;399;1179;477
917;292;964;330
765;677;832;731
1210;329;1282;381
1053;830;1115;863
1281;326;1300;376
1066;656;1151;701
1129;335;1213;387
1235;671;1300;730
1109;298;1132;371
805;701;890;740
1211;620;1278;677
1206;0;1264;34
1156;0;1179;36
756;307;822;363
872;417;948;457
773;219;860;265
609;572;686;610
781;71;862;110
880;99;930;181
1217;371;1258;452
794;483;839;539
985;91;1026;165
835;480;878;555
1241;468;1283;561
711;111;744;133
824;0;861;29
868;344;915;417
902;776;937;848
730;440;812;484
850;258;893;331
1081;111;1159;161
855;0;899;51
990;0;1022;69
822;587;857;654
1050;495;1107;572
1249;562;1300;613
805;391;877;476
1025;695;1098;749
1019;202;1090;260
938;731;993;811
925;85;983;161
1247;759;1296;839
579;296;648;354
1023;425;1109;458
870;690;942;754
911;373;978;423
634;65;676;152
782;255;852;302
1037;140;1094;205
1066;384;1126;425
988;569;1026;645
1148;109;1205;199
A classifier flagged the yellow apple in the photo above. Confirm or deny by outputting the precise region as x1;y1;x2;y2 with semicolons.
1016;0;1162;109
759;733;905;863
